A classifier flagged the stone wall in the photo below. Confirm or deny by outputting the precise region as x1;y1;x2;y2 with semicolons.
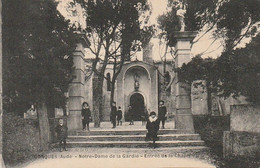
207;95;248;116
223;131;260;158
223;105;260;158
230;105;260;133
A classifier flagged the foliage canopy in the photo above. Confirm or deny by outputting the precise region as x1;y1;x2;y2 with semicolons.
178;34;260;104
3;0;77;115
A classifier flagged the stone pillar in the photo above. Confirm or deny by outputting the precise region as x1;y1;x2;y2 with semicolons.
173;31;196;133
68;33;89;131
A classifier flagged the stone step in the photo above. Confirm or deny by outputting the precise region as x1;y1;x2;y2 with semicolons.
70;129;193;136
67;134;201;141
60;140;205;148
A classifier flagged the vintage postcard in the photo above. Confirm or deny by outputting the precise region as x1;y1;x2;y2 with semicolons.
1;0;259;168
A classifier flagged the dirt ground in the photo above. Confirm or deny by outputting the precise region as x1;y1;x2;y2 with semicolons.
12;147;218;168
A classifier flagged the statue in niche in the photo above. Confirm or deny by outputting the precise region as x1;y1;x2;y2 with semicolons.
134;73;140;91
176;0;186;32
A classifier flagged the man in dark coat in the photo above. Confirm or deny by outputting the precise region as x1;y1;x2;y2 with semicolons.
55;118;68;152
110;102;117;128
158;100;167;129
145;111;160;147
81;102;91;131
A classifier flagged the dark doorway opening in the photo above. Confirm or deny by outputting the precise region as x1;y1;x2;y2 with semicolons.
129;93;145;121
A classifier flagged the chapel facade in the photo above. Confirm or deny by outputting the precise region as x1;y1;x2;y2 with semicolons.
66;33;246;131
82;42;175;122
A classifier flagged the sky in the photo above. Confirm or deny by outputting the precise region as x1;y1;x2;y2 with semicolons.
57;0;224;61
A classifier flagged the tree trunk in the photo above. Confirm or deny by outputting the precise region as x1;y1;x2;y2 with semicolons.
0;0;4;164
206;82;212;116
93;75;104;127
37;102;50;151
110;79;116;107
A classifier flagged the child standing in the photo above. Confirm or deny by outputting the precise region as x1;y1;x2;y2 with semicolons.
158;100;167;129
145;111;160;148
55;118;68;152
81;102;91;131
117;106;123;126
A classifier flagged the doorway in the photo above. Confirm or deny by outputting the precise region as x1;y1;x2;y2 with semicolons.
129;93;145;121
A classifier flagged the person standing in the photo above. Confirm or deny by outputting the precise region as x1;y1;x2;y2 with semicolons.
81;102;91;131
55;118;68;152
111;102;117;128
145;111;160;148
158;100;167;129
128;105;134;125
117;106;123;126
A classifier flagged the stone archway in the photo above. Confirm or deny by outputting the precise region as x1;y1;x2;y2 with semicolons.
129;93;145;121
115;62;158;121
122;65;151;115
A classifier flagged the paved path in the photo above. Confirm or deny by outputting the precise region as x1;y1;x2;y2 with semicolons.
15;147;216;168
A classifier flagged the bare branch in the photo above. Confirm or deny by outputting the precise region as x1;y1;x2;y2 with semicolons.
108;24;120;45
196;38;218;56
192;24;216;45
152;61;165;78
108;42;122;57
231;21;253;50
203;44;223;55
84;70;93;81
90;31;98;52
92;68;109;81
165;74;175;91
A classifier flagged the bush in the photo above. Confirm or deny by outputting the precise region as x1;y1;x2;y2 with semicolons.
3;113;41;165
221;156;260;168
193;115;230;156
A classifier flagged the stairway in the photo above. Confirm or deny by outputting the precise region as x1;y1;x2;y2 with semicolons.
64;127;205;148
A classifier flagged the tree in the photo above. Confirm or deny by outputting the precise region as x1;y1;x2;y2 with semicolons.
159;0;260;106
215;34;260;104
178;34;260;106
177;56;217;113
2;0;77;150
109;24;154;114
76;0;150;127
159;0;260;51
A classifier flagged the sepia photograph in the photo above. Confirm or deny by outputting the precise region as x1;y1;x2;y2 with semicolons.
0;0;259;167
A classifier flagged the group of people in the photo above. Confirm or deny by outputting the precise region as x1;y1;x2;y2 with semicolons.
110;100;167;129
145;100;168;147
54;102;92;152
55;100;168;151
111;100;168;147
110;102;123;128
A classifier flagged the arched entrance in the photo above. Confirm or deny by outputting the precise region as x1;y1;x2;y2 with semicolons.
129;93;145;121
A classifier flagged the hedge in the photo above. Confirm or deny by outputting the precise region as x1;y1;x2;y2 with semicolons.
3;113;41;165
